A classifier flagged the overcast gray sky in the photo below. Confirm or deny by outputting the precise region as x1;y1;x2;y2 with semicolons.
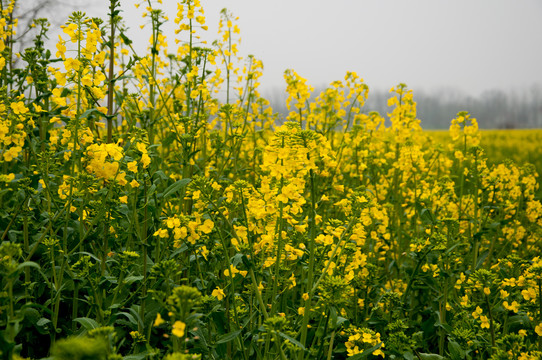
84;0;542;97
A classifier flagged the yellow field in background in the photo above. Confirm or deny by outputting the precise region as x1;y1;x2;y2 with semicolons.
427;129;542;180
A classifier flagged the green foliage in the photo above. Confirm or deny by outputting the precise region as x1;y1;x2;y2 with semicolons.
51;337;108;360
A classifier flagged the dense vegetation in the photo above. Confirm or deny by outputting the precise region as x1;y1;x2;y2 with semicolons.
0;1;541;359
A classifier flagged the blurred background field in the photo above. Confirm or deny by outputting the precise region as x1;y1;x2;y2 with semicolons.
427;128;542;183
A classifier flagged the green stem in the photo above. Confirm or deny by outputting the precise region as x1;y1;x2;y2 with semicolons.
72;281;79;331
110;270;125;307
538;278;542;351
485;295;495;349
107;0;118;143
249;267;269;320
23;202;30;300
271;168;285;313
299;168;317;358
326;330;336;360
139;179;149;333
206;205;248;359
273;331;288;360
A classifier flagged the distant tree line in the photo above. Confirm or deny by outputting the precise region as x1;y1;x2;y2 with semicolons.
266;85;542;129
9;0;542;130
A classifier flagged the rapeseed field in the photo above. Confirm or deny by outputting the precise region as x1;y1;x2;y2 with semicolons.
0;1;541;359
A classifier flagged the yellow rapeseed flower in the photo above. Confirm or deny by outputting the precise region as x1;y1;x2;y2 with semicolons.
126;161;137;173
10;101;28;115
172;321;186;337
153;313;165;327
211;287;225;300
480;315;490;329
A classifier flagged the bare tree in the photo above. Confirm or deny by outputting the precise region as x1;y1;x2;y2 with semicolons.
6;0;90;57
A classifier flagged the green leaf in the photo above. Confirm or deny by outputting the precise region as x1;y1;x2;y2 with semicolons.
119;32;132;46
16;261;41;272
123;351;151;360
418;353;446;360
153;170;169;181
147;183;157;198
448;341;465;360
115;312;138;326
329;307;338;329
420;208;435;225
434;312;453;334
36;318;51;327
215;329;242;345
335;316;349;329
127;306;144;329
160;178;191;200
35;317;52;335
74;317;100;331
16;261;51;286
80;108;102;119
278;331;305;350
162;132;177;148
22;307;40;324
348;342;383;360
475;250;489;270
508;314;529;327
124;275;144;284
